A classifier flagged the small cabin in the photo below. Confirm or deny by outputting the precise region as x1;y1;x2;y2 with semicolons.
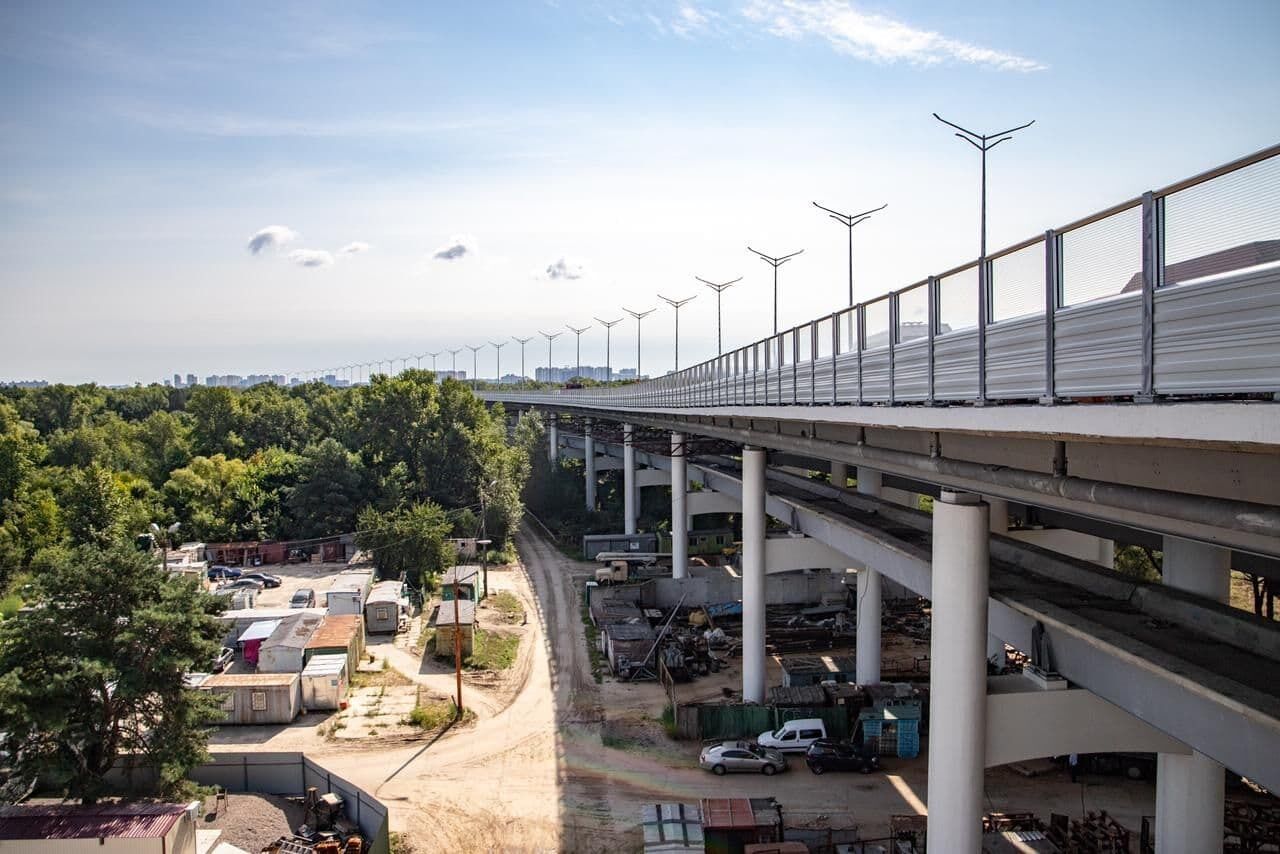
432;599;475;658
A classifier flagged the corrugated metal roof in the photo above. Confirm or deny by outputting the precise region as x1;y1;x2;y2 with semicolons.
430;600;475;626
260;614;323;651
203;672;299;688
366;581;403;604
0;803;186;840
305;614;362;649
700;798;758;830
442;565;480;585
301;654;348;676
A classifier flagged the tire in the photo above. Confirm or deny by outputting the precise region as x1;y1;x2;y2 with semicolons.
712;764;727;776
809;763;825;775
762;764;777;776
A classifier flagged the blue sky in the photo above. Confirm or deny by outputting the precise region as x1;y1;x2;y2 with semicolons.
2;0;1278;384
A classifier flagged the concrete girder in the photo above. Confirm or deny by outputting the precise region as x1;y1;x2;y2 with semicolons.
635;468;669;488
763;537;856;574
686;490;740;518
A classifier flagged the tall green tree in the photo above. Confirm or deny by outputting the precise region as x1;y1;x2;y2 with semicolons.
185;387;243;457
0;545;225;802
287;438;373;538
62;463;129;548
355;502;454;586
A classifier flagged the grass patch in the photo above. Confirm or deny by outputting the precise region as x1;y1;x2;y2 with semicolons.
406;699;459;730
466;629;519;671
0;593;22;621
579;596;604;683
350;664;412;689
487;591;525;623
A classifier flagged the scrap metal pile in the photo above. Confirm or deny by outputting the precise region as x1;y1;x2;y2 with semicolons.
262;789;366;854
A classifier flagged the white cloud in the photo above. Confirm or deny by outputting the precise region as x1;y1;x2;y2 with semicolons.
337;241;370;255
432;234;476;261
741;0;1046;72
246;225;298;255
288;248;334;268
672;4;714;38
541;256;586;281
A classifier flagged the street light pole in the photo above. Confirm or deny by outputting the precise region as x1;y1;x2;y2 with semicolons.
695;276;742;355
934;112;1035;402
513;337;533;386
566;324;591;381
490;341;507;384
812;201;887;307
466;344;483;387
448;348;463;380
623;307;656;380
428;351;441;379
594;317;623;382
539;330;563;384
748;246;805;335
658;294;697;372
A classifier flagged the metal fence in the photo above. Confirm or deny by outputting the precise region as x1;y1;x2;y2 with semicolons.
492;143;1280;409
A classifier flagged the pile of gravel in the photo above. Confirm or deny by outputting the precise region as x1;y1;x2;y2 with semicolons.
203;792;305;852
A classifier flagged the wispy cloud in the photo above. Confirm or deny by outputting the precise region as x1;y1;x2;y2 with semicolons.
672;4;716;39
741;0;1045;72
433;235;476;261
541;256;586;280
288;249;334;268
247;225;298;255
337;241;371;255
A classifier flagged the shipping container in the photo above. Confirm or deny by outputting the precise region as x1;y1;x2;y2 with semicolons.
202;672;302;725
326;570;375;615
365;581;407;633
300;654;349;711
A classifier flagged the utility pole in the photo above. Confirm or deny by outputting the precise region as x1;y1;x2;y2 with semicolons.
452;572;463;715
566;324;591;381
594;317;623;381
695;276;742;355
490;341;507;384
748;246;804;335
539;330;563;384
934;112;1035;402
623;307;656;380
813;200;887;307
658;294;697;372
513;336;533;386
466;344;483;387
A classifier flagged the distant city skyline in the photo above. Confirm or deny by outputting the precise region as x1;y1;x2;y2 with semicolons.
3;2;1278;384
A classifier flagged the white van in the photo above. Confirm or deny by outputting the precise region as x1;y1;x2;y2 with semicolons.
756;718;828;753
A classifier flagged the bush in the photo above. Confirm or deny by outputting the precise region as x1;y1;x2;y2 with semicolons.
466;629;519;671
0;593;22;621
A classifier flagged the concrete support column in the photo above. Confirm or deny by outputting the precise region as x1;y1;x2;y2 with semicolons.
548;419;558;463
830;460;848;489
856;467;882;496
856;568;882;685
583;421;597;512
623;423;636;535
741;445;767;704
1156;535;1228;853
671;432;688;580
986;496;1009;667
926;491;990;853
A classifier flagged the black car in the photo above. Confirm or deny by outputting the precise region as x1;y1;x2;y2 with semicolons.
805;739;880;775
241;572;282;588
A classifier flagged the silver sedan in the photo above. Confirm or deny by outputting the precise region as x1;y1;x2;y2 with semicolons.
698;740;788;776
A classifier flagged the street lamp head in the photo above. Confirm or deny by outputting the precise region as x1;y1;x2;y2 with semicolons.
623;307;656;320
658;293;697;309
566;324;591;335
594;317;623;328
696;275;742;293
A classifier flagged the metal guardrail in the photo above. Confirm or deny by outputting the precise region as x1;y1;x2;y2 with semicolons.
496;143;1280;409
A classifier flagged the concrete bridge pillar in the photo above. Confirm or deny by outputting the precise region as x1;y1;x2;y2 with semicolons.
741;445;767;704
583;420;597;511
830;460;848;489
987;496;1009;668
926;490;990;853
855;468;883;685
623;423;636;535
1156;535;1229;854
548;418;558;463
671;432;688;580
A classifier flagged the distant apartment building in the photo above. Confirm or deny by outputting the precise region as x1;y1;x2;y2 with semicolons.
534;365;642;383
437;370;467;381
186;373;197;387
3;380;49;388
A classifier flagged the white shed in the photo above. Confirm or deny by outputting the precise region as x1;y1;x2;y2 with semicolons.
326;570;374;616
300;653;350;711
365;581;406;633
257;613;323;673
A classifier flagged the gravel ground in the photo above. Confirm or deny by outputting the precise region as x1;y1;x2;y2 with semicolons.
203;793;304;853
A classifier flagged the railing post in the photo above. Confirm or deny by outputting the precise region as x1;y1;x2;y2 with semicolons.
976;260;989;406
831;313;839;405
792;330;799;405
888;294;898;406
810;320;818;405
927;276;937;404
856;305;865;406
1138;190;1160;403
1041;231;1059;405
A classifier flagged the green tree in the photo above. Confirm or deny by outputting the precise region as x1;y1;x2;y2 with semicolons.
134;410;194;486
104;385;171;422
237;385;312;454
287;438;373;538
185;387;243;457
0;544;224;802
62;463;128;548
0;401;43;505
17;384;105;434
163;454;252;541
355;502;454;585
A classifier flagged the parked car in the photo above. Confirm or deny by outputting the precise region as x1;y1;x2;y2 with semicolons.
207;565;242;581
290;588;317;608
211;647;235;673
241;572;282;588
757;718;828;753
699;741;788;776
805;739;880;775
220;578;265;592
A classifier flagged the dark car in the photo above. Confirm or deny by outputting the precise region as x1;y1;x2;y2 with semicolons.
290;588;317;609
211;647;235;673
207;565;242;581
805;739;880;775
241;572;282;588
